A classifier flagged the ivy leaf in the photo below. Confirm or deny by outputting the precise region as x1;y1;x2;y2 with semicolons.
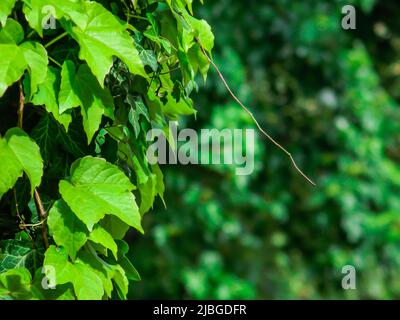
32;269;76;301
184;13;214;53
111;264;129;299
0;128;43;199
59;60;114;143
75;249;113;298
0;20;48;97
65;1;147;85
77;248;128;299
100;216;130;241
0;240;38;273
0;18;24;44
137;163;166;215
0;0;16;27
115;240;140;281
152;163;166;205
22;0;87;37
88;226;118;259
31;113;60;163
0;44;26;97
139;49;158;72
126;95;150;138
59;156;143;232
43;246;104;300
138;173;157;215
143;27;172;54
147;89;195;119
31;67;72;130
20;41;48;99
47;200;89;260
0;268;35;300
0;41;48;99
57;114;87;158
188;43;210;81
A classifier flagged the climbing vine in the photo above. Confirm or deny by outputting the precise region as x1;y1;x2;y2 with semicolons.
0;0;213;299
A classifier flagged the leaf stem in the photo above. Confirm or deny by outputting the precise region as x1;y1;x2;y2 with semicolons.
48;56;63;68
20;218;47;228
45;32;68;48
34;189;49;249
26;30;36;39
125;14;147;21
18;81;24;128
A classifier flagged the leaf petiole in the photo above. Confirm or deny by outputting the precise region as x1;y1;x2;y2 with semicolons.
45;32;68;48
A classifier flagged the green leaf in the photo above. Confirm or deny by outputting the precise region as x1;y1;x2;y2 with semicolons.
143;27;172;54
115;240;140;281
88;226;118;259
139;49;158;72
126;95;150;138
33;268;76;300
0;127;43;199
72;261;104;300
0;44;26;97
77;248;128;299
59;61;114;143
65;1;147;85
0;20;48;97
31;67;72;130
0;240;37;273
22;0;87;37
152;164;165;205
20;41;48;99
0;0;17;27
43;245;104;300
31;113;60;163
59;156;143;232
48;200;89;260
0;268;35;300
138;173;157;215
147;89;195;119
184;13;214;53
188;43;210;81
110;264;129;299
75;248;113;298
100;216;130;240
57;115;87;158
0;18;24;44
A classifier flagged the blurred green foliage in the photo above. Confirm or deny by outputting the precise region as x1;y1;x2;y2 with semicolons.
128;0;400;299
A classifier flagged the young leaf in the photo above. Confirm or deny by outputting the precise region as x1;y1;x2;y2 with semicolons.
65;1;147;85
59;61;114;143
115;240;140;281
0;268;35;300
44;246;104;300
0;44;26;97
0;18;24;44
0;128;43;199
31;67;72;130
88;226;118;259
20;41;48;99
0;20;48;97
47;200;89;260
31;113;60;163
59;156;143;232
0;0;17;27
22;0;87;36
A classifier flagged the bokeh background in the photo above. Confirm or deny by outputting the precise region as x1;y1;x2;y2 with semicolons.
129;0;400;299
